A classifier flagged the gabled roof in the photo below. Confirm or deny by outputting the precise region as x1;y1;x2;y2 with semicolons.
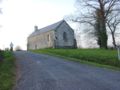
29;20;65;37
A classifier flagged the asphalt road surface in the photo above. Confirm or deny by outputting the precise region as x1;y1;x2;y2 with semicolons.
14;51;120;90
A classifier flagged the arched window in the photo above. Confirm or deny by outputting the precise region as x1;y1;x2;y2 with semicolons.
63;32;67;41
47;34;50;41
35;44;37;49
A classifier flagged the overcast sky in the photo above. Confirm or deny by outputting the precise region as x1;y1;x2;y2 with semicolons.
0;0;76;50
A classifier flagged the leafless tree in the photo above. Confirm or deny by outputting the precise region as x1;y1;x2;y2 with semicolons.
73;0;120;49
107;13;120;48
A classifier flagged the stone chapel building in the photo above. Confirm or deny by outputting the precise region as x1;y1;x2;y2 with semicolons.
27;20;77;50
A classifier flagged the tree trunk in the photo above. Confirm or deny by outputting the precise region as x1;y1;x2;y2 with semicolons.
95;9;108;49
100;21;108;49
99;5;108;49
111;32;117;48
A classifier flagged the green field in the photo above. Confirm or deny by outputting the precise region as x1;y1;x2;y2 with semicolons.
0;51;15;90
33;49;120;68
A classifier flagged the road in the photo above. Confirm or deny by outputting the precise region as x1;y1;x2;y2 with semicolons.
14;51;120;90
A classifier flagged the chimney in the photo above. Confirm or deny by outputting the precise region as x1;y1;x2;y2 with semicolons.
34;25;38;32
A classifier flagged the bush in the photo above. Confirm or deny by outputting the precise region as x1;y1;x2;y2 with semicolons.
0;50;4;62
0;51;15;90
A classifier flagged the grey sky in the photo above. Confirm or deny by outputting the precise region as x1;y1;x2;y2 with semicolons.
0;0;76;50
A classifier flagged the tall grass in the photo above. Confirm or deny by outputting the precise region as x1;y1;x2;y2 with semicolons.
33;49;120;68
0;51;15;90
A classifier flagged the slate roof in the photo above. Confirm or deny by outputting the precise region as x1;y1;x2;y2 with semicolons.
29;20;64;37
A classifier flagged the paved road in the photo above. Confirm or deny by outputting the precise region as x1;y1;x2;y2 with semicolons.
14;51;120;90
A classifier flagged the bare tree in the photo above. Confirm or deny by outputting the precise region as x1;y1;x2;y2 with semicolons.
73;0;120;49
107;13;120;48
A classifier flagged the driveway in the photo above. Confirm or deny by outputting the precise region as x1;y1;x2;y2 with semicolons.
14;51;120;90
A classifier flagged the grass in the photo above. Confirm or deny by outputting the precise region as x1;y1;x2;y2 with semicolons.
32;49;120;69
0;51;15;90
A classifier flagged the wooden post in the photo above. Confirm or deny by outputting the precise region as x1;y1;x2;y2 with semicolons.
118;46;120;60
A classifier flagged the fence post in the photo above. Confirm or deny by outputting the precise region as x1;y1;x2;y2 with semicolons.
118;46;120;60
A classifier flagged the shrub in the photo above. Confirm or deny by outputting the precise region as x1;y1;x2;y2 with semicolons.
0;51;15;90
0;50;4;62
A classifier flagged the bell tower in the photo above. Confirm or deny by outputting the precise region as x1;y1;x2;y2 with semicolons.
34;25;38;32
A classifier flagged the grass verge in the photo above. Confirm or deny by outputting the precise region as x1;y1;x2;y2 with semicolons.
32;49;120;70
0;51;15;90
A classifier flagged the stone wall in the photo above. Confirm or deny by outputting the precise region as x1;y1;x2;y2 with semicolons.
55;21;75;48
27;21;76;50
28;30;55;50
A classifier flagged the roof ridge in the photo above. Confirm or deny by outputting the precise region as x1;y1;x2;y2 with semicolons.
55;20;65;30
38;20;64;31
28;20;65;37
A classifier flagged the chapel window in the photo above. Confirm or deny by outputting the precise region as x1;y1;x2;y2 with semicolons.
63;32;67;42
47;34;50;41
35;44;37;49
